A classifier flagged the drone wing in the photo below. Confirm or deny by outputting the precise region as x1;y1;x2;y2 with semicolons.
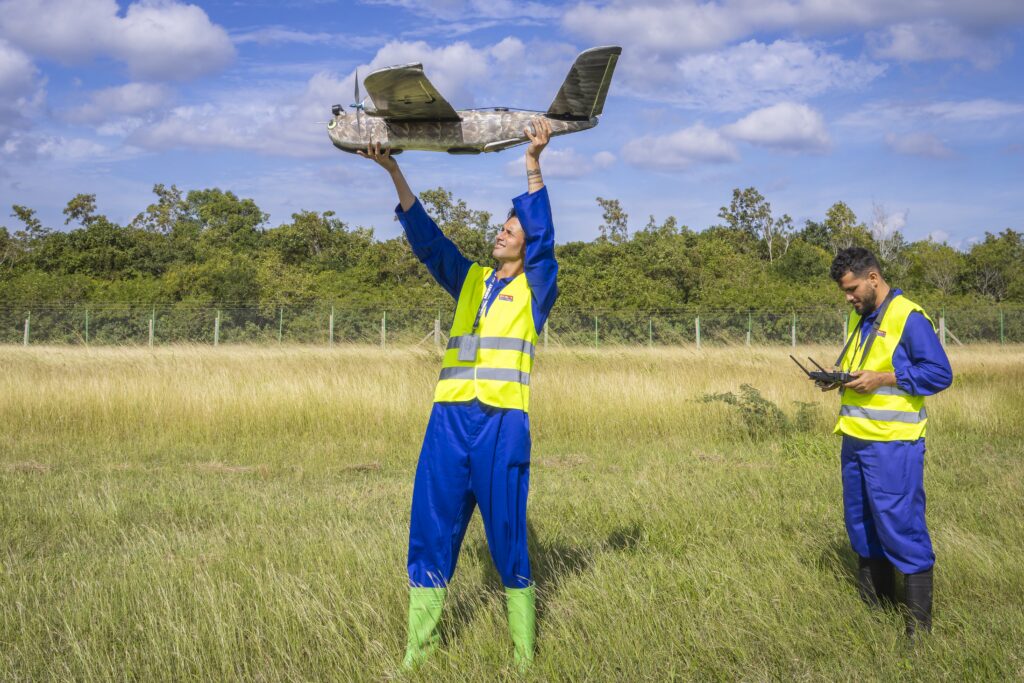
362;63;461;121
547;46;621;120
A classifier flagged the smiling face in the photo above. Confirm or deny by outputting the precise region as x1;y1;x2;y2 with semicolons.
837;269;883;315
492;216;525;262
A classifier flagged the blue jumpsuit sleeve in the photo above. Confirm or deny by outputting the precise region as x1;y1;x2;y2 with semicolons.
395;199;473;300
511;186;559;334
892;311;953;396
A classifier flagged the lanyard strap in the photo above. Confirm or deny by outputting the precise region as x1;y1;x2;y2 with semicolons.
835;290;897;371
470;273;497;334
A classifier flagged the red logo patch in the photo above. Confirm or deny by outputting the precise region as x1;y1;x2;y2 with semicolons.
498;294;514;302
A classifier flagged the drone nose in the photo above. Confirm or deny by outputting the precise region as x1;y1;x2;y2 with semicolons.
331;104;342;116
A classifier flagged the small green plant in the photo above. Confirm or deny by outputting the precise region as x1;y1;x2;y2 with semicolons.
701;384;799;438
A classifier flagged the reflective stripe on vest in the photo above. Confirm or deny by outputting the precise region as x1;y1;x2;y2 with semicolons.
447;335;536;358
839;405;927;423
434;264;538;411
834;294;933;442
870;386;910;397
439;366;531;385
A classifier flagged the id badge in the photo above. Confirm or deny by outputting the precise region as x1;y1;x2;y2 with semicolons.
458;334;480;362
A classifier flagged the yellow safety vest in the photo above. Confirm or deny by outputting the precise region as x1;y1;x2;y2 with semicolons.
435;264;538;412
834;294;934;441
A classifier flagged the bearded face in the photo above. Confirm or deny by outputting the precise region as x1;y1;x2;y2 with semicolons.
837;271;881;315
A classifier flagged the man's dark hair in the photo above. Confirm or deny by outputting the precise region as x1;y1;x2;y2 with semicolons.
506;206;517;221
830;247;882;283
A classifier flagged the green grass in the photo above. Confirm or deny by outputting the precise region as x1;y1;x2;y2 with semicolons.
2;345;1023;680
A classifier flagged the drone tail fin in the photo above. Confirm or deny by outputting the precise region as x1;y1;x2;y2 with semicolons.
546;46;621;120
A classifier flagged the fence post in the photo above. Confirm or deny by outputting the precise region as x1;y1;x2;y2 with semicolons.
594;315;599;347
214;310;220;346
278;306;283;344
649;317;653;347
544;320;548;349
843;315;848;344
939;308;946;347
85;309;89;345
791;312;797;348
746;311;751;347
434;317;441;350
149;308;155;347
23;311;30;346
329;305;335;346
695;315;701;350
381;311;386;349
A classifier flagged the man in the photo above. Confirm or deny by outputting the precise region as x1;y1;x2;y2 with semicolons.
359;117;557;669
822;247;952;637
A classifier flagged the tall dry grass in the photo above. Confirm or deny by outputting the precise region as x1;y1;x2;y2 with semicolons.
1;345;1022;680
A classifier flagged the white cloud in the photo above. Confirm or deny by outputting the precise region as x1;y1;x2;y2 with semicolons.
365;0;561;22
69;83;174;124
664;40;884;111
118;36;574;158
0;0;234;81
924;99;1024;122
359;1;562;38
593;150;616;168
504;148;617;178
867;20;1008;69
564;0;1024;55
0;130;125;165
722;102;830;151
357;37;555;108
0;39;45;151
841;98;1024;127
622;123;739;170
34;135;112;162
871;204;907;241
0;39;38;99
128;78;336;158
231;27;386;51
885;132;952;158
564;2;749;54
233;27;339;46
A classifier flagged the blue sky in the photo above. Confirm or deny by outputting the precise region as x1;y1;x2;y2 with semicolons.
1;0;1022;248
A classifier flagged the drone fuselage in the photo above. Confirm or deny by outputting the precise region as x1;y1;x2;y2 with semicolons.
327;109;597;155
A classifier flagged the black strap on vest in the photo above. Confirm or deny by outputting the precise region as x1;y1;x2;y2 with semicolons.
834;289;898;371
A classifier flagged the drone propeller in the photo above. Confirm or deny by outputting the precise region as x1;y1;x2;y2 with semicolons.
351;69;363;136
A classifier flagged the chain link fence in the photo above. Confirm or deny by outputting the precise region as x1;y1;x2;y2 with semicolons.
2;304;1022;347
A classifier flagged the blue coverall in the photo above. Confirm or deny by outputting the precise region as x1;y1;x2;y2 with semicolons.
396;188;558;589
841;289;953;574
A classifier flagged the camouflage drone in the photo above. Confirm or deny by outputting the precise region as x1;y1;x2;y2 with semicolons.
328;46;621;155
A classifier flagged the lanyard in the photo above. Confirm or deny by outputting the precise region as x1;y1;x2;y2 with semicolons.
470;273;498;334
835;289;897;372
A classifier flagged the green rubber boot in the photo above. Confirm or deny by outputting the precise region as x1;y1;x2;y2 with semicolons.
505;585;536;669
402;587;446;670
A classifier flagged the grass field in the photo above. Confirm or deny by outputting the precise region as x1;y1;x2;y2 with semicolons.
2;344;1023;681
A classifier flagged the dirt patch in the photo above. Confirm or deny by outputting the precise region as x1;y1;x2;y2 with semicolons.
4;461;51;473
340;462;382;472
544;454;587;469
193;461;268;475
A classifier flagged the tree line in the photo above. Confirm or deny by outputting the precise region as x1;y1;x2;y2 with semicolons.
1;184;1021;313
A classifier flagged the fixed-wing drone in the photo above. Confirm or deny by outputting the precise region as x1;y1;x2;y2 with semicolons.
328;46;621;155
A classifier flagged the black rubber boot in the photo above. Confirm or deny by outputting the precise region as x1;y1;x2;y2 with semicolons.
857;555;895;607
904;568;933;638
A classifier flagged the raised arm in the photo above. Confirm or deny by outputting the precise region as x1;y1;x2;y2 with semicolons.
524;117;550;194
359;141;415;211
517;118;559;333
358;142;471;299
